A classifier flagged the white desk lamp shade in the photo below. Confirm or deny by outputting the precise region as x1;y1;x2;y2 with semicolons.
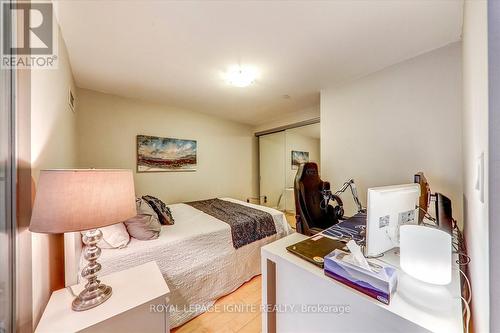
400;224;452;285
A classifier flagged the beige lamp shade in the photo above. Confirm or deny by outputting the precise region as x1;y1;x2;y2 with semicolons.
30;169;137;234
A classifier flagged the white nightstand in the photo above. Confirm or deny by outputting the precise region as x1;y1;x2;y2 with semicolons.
35;261;170;333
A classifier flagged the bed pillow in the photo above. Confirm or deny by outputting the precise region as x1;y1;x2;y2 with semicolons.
81;222;130;249
124;198;161;240
142;195;175;225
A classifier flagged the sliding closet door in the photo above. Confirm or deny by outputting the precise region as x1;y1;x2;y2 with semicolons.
0;55;14;333
284;124;321;213
259;132;286;209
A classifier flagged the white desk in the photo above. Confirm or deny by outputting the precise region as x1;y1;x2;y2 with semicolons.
36;262;170;333
261;233;463;333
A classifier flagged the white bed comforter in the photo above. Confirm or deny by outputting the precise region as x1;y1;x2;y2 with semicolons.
80;198;292;328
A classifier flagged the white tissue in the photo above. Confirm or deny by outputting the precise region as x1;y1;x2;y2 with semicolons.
346;240;373;272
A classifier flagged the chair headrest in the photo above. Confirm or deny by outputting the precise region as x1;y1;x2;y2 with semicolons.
296;162;319;182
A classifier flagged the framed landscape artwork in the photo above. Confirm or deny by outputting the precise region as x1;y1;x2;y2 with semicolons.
291;150;309;169
137;135;197;172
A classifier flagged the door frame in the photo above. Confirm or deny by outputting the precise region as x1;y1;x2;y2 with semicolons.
489;1;500;331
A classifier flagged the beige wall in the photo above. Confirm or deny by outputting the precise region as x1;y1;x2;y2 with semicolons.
321;43;463;219
462;1;489;332
76;89;258;203
30;28;77;326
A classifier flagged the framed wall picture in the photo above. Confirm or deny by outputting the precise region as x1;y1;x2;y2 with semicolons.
137;135;197;172
291;150;309;169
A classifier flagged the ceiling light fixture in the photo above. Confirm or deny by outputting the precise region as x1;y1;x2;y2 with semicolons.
224;65;259;87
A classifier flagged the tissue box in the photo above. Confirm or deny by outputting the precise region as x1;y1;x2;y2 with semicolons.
324;249;397;305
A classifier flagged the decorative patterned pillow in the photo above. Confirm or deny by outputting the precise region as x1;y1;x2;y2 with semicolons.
142;195;175;225
124;198;161;240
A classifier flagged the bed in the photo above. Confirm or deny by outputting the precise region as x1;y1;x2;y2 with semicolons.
64;197;292;328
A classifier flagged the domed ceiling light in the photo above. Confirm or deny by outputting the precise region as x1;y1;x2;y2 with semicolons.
223;65;259;87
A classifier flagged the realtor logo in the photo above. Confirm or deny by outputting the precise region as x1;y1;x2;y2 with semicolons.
1;1;58;68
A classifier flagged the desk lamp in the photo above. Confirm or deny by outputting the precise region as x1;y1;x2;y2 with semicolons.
400;191;453;285
400;224;452;285
29;169;136;311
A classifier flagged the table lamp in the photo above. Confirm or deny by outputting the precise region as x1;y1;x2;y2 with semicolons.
399;224;452;285
29;169;136;311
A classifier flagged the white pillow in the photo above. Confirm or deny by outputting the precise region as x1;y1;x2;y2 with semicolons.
81;223;130;249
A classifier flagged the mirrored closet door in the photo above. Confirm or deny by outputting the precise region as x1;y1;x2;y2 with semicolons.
259;131;286;210
258;122;320;228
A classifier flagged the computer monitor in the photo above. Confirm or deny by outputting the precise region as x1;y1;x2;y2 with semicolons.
434;192;453;233
365;184;420;257
414;172;431;223
413;172;454;232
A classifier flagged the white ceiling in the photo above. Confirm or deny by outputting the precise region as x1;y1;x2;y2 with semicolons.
54;0;463;126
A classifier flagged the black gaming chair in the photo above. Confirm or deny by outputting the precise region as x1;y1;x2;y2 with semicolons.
294;162;342;235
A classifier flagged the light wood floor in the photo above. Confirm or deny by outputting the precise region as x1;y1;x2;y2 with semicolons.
171;275;263;333
285;212;296;230
172;212;294;333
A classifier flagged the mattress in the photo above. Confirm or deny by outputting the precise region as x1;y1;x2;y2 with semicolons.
79;198;292;328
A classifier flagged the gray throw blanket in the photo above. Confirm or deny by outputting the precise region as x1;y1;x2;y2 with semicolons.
186;198;276;249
